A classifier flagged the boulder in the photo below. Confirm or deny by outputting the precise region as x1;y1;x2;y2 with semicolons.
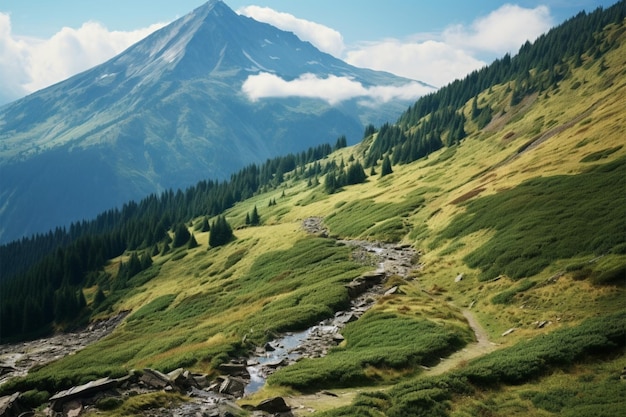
49;377;118;411
344;272;384;297
218;377;246;398
167;368;198;390
140;368;171;389
255;397;291;413
0;392;23;417
218;362;250;378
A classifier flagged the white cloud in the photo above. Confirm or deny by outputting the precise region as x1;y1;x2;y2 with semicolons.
344;39;486;88
237;5;345;57
242;72;433;105
344;4;553;88
238;4;554;93
0;12;165;105
0;13;30;104
0;4;555;106
443;4;553;54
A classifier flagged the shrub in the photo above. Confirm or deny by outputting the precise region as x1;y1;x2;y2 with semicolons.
95;397;123;410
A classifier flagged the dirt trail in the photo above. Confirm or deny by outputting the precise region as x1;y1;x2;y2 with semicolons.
286;218;500;415
424;309;498;376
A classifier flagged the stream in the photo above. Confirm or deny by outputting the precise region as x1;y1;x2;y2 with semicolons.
242;221;418;395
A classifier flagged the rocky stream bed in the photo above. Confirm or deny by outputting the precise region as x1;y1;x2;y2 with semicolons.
0;218;418;417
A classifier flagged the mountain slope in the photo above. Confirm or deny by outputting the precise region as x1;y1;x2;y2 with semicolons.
0;3;624;416
0;0;428;243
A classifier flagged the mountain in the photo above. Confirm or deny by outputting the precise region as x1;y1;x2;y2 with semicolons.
0;0;429;243
1;3;624;416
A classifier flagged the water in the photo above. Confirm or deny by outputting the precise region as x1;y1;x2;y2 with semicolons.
244;324;340;395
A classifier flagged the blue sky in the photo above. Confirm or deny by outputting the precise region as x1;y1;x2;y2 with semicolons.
0;0;618;105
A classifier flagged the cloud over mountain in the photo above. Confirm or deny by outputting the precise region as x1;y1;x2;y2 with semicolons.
343;4;553;87
0;3;554;105
242;72;432;105
237;5;345;56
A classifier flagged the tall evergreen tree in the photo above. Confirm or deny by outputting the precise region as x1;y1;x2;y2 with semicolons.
172;223;191;248
250;206;260;226
381;155;393;177
209;216;233;247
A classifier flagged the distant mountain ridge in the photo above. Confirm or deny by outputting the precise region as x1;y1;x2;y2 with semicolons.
0;0;429;243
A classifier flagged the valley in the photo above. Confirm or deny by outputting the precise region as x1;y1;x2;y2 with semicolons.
1;2;625;417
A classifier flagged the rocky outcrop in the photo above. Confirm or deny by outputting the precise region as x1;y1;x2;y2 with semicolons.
49;377;118;412
0;311;130;386
0;392;24;417
255;396;291;413
344;271;385;297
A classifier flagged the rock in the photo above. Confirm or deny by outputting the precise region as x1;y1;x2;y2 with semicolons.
384;286;399;295
63;400;83;417
167;368;198;390
332;334;345;343
320;390;338;397
218;363;249;378
192;373;210;388
334;312;358;325
0;392;23;417
0;366;17;377
140;368;171;390
263;342;275;352
49;377;118;411
255;397;291;413
455;273;464;283
344;272;384;298
218;377;246;398
501;328;516;337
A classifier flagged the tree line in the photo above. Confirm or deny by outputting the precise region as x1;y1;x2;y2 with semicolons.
365;2;625;167
0;140;345;342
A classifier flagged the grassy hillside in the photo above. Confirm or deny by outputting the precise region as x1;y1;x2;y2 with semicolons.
2;5;625;417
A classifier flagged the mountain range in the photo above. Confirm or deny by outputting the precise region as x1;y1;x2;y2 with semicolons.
0;2;624;416
0;0;430;243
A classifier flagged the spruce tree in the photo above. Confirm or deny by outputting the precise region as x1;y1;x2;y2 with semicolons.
381;155;393;177
250;206;260;226
172;223;191;248
188;233;198;249
209;216;233;247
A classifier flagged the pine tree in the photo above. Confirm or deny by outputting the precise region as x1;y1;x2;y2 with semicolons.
250;206;260;226
172;223;191;248
324;172;338;194
200;216;210;232
381;155;393;177
93;287;106;306
209;216;234;247
187;233;198;249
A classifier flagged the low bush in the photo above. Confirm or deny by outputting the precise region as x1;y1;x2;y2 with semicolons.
343;311;626;417
491;279;536;304
442;157;626;280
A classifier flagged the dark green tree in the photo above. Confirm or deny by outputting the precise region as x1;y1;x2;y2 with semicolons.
209;216;233;247
187;233;198;249
172;224;191;248
381;155;393;177
250;206;260;226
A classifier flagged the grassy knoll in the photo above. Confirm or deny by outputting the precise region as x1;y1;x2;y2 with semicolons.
315;311;626;417
439;157;626;281
268;310;469;390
